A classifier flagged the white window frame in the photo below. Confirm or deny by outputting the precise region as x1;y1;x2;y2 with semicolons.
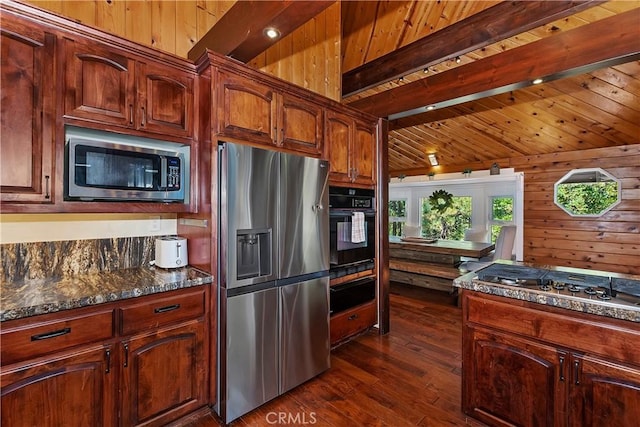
388;197;408;237
389;170;524;261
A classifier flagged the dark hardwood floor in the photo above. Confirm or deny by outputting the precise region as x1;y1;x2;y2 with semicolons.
187;283;486;426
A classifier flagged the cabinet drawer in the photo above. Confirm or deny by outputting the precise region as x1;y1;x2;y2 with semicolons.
330;301;376;345
1;309;115;365
119;288;205;335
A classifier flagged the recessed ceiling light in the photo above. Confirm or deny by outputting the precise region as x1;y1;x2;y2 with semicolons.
264;28;280;39
426;105;435;111
532;78;544;85
428;153;438;166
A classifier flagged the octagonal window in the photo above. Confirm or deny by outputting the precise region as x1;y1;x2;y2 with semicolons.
554;168;621;217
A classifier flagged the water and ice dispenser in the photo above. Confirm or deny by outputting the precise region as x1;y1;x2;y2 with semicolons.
236;228;272;280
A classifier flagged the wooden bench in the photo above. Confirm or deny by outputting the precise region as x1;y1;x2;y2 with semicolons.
389;259;460;293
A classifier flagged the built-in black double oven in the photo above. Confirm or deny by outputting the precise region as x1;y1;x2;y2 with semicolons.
328;187;376;315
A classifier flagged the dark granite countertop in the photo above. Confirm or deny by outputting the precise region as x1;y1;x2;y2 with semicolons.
454;261;640;323
0;266;214;322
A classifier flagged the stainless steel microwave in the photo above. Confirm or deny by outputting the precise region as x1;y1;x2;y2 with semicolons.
65;127;189;202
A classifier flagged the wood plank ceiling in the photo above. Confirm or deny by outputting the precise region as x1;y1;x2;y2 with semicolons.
340;1;640;176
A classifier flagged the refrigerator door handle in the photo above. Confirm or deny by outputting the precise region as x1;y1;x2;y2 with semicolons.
315;161;329;212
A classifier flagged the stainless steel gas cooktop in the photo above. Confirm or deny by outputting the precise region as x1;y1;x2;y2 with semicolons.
474;263;640;309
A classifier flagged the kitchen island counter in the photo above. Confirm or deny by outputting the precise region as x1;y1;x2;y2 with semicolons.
0;266;213;322
454;260;640;323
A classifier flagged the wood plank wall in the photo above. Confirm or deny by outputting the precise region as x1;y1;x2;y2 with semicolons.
511;145;640;275
25;0;341;101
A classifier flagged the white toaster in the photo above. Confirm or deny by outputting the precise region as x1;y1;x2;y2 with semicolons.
155;236;188;268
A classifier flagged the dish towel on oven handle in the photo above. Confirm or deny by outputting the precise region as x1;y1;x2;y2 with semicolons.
351;212;366;243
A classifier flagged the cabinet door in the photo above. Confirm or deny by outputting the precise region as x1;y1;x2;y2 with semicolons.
569;354;640;427
64;38;135;127
0;345;115;427
463;327;563;427
216;69;277;146
137;61;194;138
325;110;352;184
121;320;207;427
352;120;376;186
0;19;55;203
279;93;323;156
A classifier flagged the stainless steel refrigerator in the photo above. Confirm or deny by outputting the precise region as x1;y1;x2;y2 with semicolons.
216;142;330;424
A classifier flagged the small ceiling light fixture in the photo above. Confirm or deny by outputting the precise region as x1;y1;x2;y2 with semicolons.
423;68;429;73
428;153;439;166
455;56;461;64
426;105;435;111
264;27;280;39
532;78;544;85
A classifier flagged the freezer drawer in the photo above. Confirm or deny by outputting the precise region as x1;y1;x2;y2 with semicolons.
225;287;279;423
279;276;330;394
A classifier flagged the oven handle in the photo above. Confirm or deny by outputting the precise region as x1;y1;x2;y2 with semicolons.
330;210;376;217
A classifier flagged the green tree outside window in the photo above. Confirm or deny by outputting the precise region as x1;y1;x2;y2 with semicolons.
420;191;471;240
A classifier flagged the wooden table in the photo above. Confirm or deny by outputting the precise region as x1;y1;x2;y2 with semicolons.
389;236;495;293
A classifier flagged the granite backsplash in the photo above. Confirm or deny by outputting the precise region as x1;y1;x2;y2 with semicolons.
1;236;160;283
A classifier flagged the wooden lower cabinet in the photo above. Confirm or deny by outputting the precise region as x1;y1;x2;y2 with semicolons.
462;291;640;427
463;327;562;427
569;354;640;427
0;287;209;427
330;300;376;346
121;320;207;427
1;344;115;427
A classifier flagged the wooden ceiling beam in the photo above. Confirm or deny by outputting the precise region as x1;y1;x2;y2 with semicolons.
342;0;603;97
188;1;334;62
346;9;640;119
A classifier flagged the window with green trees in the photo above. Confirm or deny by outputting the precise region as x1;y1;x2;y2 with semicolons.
389;199;407;237
420;190;471;240
554;168;620;217
489;196;514;242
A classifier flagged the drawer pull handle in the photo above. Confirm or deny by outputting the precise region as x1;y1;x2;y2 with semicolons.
31;327;71;341
348;314;359;321
154;304;181;314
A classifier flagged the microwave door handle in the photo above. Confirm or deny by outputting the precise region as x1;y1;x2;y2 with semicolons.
160;157;167;189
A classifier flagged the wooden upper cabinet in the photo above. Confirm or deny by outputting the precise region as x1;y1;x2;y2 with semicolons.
64;38;135;127
325;109;377;186
325;110;351;181
279;93;323;156
215;68;323;156
64;38;194;139
353;120;376;186
0;18;56;204
137;61;194;138
216;69;277;146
